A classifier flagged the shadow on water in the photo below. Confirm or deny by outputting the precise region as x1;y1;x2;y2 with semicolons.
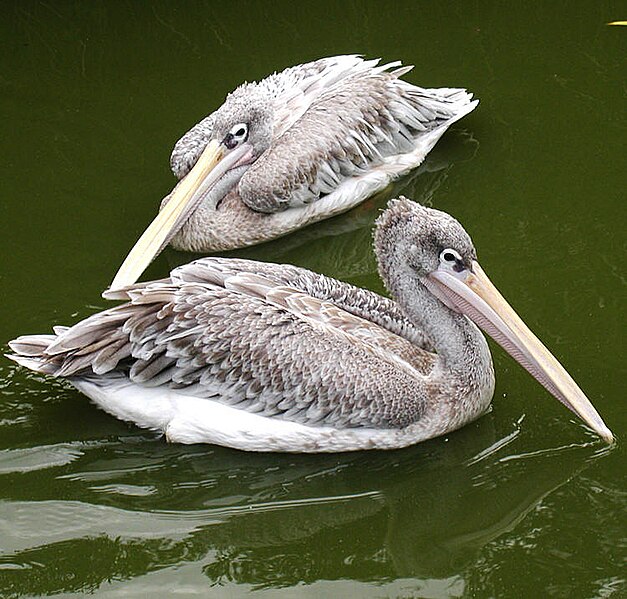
0;411;612;596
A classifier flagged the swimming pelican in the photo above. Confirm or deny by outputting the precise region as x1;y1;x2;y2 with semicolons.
110;55;478;290
8;198;612;451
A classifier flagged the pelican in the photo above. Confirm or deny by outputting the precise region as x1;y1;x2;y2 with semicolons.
110;55;478;289
8;198;612;451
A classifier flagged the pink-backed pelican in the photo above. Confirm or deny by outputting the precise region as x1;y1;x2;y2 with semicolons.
9;198;612;452
110;55;477;289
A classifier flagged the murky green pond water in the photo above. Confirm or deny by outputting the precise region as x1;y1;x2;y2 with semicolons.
1;2;625;597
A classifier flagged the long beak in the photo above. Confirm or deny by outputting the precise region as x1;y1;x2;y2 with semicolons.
109;140;251;291
426;262;613;443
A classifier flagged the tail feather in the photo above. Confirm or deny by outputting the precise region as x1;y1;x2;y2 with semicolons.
7;281;177;380
7;333;64;375
441;96;479;128
419;87;478;124
8;334;57;356
398;83;478;139
7;304;138;378
5;352;59;375
46;307;134;355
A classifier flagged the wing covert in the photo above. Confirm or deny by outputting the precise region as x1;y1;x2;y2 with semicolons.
22;258;434;429
238;66;475;213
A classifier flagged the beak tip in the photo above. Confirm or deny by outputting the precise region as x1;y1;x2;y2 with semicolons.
586;418;614;444
600;426;615;445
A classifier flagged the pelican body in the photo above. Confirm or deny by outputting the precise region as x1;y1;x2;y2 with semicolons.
111;55;478;289
8;199;612;452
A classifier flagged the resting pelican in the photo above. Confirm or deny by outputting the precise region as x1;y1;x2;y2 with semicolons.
111;55;478;289
8;198;612;451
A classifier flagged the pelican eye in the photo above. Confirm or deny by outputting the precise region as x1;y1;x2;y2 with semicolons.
223;123;249;150
440;248;466;273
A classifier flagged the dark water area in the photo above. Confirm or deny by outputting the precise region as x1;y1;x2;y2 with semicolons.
0;2;625;597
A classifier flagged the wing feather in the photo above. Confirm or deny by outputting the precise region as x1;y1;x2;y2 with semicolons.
8;258;436;429
168;55;477;210
238;62;476;213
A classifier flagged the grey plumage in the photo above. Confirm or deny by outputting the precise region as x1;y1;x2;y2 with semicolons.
114;55;478;288
110;55;478;291
171;56;476;219
10;197;612;450
9;197;494;442
12;255;440;429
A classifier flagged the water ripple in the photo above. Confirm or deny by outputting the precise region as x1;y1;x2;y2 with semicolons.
0;443;86;474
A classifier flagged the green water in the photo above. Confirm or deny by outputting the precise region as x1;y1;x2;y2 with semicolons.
1;2;625;597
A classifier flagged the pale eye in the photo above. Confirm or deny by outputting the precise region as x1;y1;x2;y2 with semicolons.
439;248;465;273
229;123;248;141
440;248;462;263
223;123;249;150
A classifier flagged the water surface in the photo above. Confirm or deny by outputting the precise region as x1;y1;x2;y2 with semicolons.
1;2;625;597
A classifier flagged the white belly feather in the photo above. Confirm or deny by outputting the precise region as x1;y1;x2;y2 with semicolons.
71;376;463;453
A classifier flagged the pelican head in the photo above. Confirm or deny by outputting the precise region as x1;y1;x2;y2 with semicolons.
375;198;613;443
109;85;275;291
211;85;274;159
375;198;476;287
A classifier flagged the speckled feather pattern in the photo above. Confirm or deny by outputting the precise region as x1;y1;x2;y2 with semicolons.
165;55;477;251
10;258;445;429
238;70;469;213
8;200;496;449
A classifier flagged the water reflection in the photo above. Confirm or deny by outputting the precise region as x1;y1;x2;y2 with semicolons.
0;418;609;596
1;0;624;596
